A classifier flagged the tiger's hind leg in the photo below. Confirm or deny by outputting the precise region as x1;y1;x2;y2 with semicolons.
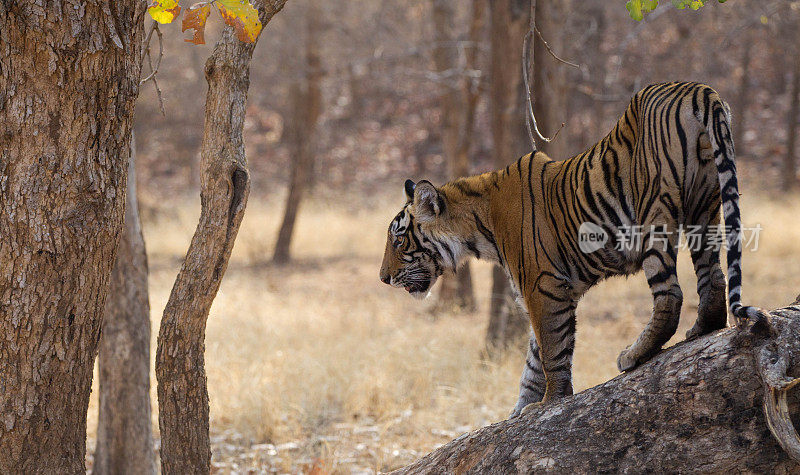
618;236;683;372
686;228;727;339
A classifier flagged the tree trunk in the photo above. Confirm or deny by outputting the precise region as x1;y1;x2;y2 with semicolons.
273;1;323;265
155;2;287;473
485;0;530;353
0;3;143;472
398;302;800;473
734;35;752;157
432;0;480;313
533;0;570;160
588;4;607;144
94;133;156;475
485;266;528;355
784;40;800;191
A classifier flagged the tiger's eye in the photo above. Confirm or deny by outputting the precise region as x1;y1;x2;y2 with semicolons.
394;236;404;248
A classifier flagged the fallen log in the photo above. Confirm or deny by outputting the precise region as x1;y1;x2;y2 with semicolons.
397;300;800;473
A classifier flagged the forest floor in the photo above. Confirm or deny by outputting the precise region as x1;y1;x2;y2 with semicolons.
84;175;800;473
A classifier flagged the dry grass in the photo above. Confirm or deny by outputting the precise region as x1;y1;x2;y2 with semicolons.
84;181;800;473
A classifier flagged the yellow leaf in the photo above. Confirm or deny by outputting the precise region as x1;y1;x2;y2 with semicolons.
182;3;212;44
215;0;263;43
148;0;182;24
760;15;768;25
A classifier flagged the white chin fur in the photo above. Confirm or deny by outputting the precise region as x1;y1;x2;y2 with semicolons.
411;290;431;300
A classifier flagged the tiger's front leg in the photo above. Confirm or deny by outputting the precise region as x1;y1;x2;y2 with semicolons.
513;285;577;415
509;331;545;418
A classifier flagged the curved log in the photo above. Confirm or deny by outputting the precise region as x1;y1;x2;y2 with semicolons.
397;302;800;474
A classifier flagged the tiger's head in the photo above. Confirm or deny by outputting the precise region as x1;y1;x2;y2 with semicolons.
379;179;455;299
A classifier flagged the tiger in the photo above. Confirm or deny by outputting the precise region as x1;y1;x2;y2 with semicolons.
379;81;764;417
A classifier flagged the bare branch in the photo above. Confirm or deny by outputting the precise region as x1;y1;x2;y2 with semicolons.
139;20;166;116
523;25;564;148
534;25;579;69
140;23;164;85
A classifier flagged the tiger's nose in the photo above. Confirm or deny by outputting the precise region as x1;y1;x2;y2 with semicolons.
380;273;391;285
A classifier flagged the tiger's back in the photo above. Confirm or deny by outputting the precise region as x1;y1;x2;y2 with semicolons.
537;82;729;282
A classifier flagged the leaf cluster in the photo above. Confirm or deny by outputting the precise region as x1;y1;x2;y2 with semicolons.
147;0;262;44
625;0;727;21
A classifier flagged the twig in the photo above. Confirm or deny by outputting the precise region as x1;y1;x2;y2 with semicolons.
138;21;157;72
139;20;166;116
151;75;166;116
140;23;164;85
534;25;579;69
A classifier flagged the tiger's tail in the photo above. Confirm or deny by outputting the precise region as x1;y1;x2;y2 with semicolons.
700;92;763;324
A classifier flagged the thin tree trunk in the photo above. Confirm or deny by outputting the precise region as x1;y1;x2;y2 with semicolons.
735;35;752;157
398;302;800;473
432;0;459;170
589;4;607;144
433;0;485;312
485;0;530;354
155;2;287;473
273;2;323;264
431;0;473;311
94;133;156;475
272;85;315;264
453;0;484;179
784;42;800;191
485;267;529;355
533;0;570;160
0;3;144;472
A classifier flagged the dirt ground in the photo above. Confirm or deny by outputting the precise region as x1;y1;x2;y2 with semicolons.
84;176;800;473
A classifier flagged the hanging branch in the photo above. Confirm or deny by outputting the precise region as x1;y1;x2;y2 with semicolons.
523;0;566;150
521;1;580;150
534;26;579;69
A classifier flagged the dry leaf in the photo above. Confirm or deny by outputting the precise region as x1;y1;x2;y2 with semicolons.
215;0;263;43
147;0;182;24
182;3;212;44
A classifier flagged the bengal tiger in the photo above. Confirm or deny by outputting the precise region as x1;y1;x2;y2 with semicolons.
379;81;764;417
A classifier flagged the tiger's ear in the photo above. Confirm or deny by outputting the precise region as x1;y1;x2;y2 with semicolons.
404;179;416;202
413;180;445;222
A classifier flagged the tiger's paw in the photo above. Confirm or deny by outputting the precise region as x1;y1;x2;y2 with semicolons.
520;401;545;415
685;324;707;341
509;397;541;419
617;347;642;372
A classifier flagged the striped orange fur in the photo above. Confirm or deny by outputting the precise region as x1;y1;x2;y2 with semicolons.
380;82;762;416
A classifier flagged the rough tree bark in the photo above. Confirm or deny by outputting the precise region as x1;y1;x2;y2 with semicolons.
272;1;322;264
432;0;478;312
0;3;144;472
155;1;287;473
485;0;530;354
94;134;156;475
398;302;800;473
